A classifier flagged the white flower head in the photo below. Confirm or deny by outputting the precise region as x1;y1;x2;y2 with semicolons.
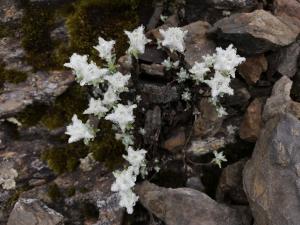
105;104;137;133
119;189;139;214
94;37;115;63
111;167;136;192
177;67;189;82
189;62;210;83
123;147;147;173
214;44;245;77
65;115;95;144
211;151;227;168
103;86;120;107
181;89;191;101
159;27;188;53
0;168;18;190
104;72;131;93
84;98;108;119
64;53;109;86
115;133;134;148
162;57;179;71
204;71;233;100
125;25;151;58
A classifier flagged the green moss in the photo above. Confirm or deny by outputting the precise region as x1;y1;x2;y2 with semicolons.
21;2;55;69
80;202;99;219
41;142;89;174
15;104;48;127
4;185;31;210
89;120;125;170
66;187;76;197
47;183;62;202
0;64;28;87
40;84;88;129
66;0;140;58
79;187;89;193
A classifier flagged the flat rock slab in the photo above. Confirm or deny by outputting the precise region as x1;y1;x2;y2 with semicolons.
0;70;74;118
136;181;249;225
7;198;63;225
209;10;299;55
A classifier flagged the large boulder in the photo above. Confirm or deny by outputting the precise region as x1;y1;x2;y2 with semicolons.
244;113;300;225
209;10;299;55
136;181;250;225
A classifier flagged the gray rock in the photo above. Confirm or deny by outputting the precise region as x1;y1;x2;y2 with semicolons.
50;24;69;43
140;82;179;104
262;75;300;122
0;0;23;25
136;181;249;225
209;10;299;55
0;70;74;118
216;159;248;204
243;113;300;225
7;198;64;225
144;106;161;145
140;63;165;77
274;0;300;21
162;127;186;152
267;41;300;78
182;21;216;67
206;0;258;10
0;37;32;72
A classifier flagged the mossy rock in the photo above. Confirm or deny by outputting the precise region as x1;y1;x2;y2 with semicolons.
0;64;28;88
66;0;140;58
47;183;62;202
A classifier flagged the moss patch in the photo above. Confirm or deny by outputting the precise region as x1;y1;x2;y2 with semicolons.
66;0;140;58
21;2;55;70
47;183;62;202
0;64;28;87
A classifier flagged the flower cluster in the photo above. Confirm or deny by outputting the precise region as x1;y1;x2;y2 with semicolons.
65;27;149;214
188;44;245;116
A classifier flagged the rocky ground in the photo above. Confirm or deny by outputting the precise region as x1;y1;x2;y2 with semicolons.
0;0;300;224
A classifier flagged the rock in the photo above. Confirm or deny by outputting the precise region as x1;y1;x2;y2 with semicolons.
262;75;300;121
117;55;133;75
187;136;226;155
225;79;251;110
182;21;216;67
7;198;64;225
136;181;249;225
274;0;300;21
238;54;268;85
0;37;32;72
140;63;165;77
243;113;300;225
239;98;264;142
216;159;248;204
193;98;223;137
186;176;205;192
144;106;161;145
209;10;299;55
0;71;75;118
139;82;179;104
267;41;300;78
50;23;69;42
139;46;167;64
206;0;258;10
162;127;186;152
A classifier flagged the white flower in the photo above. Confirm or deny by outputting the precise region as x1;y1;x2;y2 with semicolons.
104;72;131;93
214;44;245;77
105;104;137;133
103;86;120;107
94;37;115;63
211;151;227;168
202;54;216;67
125;25;151;58
159;27;188;53
181;89;191;101
161;57;179;71
111;167;136;192
177;68;189;82
64;53;109;86
123;147;147;173
227;125;237;136
204;71;233;100
216;105;228;117
119;189;139;214
65;115;95;144
79;153;98;172
189;62;210;83
115;133;134;147
138;128;146;136
2;179;16;190
84;98;108;118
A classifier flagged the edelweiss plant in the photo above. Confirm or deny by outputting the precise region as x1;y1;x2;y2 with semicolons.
64;22;245;214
